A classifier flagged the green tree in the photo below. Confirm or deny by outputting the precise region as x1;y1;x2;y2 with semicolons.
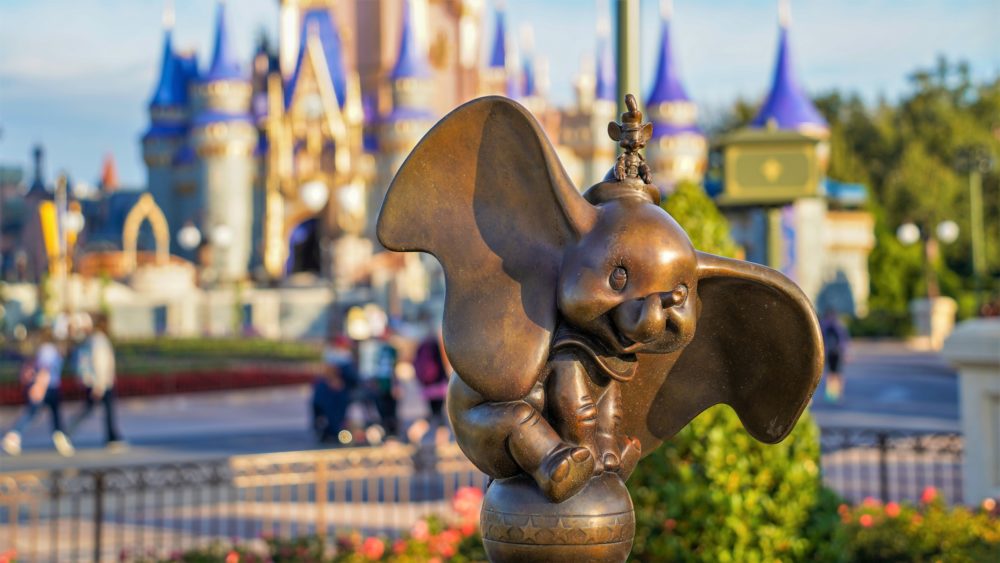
662;181;740;259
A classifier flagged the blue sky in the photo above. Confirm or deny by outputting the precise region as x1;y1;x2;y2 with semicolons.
0;0;997;187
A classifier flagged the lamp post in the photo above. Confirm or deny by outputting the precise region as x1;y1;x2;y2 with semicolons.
898;219;959;348
955;145;995;311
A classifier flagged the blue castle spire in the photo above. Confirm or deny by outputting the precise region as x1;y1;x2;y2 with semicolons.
647;7;690;106
203;1;244;82
751;5;827;131
489;7;507;69
286;10;348;108
149;22;181;108
522;57;536;97
391;0;431;80
595;28;615;101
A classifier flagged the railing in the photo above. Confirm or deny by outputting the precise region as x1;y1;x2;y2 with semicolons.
0;429;965;561
820;427;964;505
0;442;488;562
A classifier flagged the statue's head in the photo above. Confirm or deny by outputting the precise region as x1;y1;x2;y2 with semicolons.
558;195;698;357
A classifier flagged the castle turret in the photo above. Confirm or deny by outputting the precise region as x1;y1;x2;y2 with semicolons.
190;0;256;281
645;0;706;190
142;1;186;234
479;3;509;96
558;15;617;186
751;0;828;138
375;0;435;216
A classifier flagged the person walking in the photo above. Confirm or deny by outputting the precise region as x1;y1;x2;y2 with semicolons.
2;328;74;456
821;308;849;402
312;336;358;442
67;314;124;449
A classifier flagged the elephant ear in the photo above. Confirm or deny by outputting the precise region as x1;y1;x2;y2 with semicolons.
622;251;823;455
377;96;596;402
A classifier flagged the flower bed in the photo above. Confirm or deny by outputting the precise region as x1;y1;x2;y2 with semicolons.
840;487;1000;562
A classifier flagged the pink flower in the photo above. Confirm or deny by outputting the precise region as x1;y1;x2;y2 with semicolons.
393;539;408;555
225;551;240;563
440;529;462;545
452;487;484;518
859;514;874;527
361;537;385;560
921;486;938;504
459;520;478;537
862;496;880;508
885;502;901;517
982;497;997;512
411;519;430;541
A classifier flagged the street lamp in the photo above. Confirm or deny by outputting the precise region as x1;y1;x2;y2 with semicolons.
898;220;960;349
896;220;960;300
299;179;330;213
955;145;996;311
177;221;202;252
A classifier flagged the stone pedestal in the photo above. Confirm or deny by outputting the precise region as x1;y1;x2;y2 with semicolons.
941;319;1000;505
910;297;957;350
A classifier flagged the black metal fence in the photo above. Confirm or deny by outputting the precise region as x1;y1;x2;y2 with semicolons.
819;427;964;505
1;429;964;562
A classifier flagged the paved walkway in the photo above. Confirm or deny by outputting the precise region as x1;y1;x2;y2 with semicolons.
0;339;959;472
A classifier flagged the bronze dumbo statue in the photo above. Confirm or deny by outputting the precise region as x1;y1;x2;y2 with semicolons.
377;95;823;562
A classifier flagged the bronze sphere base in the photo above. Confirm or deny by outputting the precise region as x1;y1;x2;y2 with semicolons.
480;472;635;563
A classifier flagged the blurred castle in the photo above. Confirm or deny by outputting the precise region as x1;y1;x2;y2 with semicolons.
137;0;722;289
0;0;874;336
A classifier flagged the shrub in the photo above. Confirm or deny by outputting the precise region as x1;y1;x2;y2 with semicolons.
628;407;846;562
842;490;1000;562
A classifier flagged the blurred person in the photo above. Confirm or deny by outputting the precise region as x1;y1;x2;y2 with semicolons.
312;335;358;442
821;308;849;402
414;332;449;426
395;361;430;442
67;314;124;449
363;334;399;437
1;328;74;456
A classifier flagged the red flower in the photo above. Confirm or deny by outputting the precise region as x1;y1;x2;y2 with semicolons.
459;520;478;537
452;486;484;519
837;504;849;516
862;496;880;508
662;518;677;532
885;502;901;517
361;537;385;560
393;539;408;555
921;486;938;504
411;519;430;541
225;551;240;563
859;514;874;527
912;514;924;525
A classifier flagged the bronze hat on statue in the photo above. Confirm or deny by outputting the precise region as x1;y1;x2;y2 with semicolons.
377;94;823;563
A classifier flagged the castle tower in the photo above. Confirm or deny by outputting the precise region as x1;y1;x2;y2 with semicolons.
190;0;256;281
478;2;509;96
751;0;829;141
374;0;435;228
142;1;185;237
645;0;706;190
558;14;617;186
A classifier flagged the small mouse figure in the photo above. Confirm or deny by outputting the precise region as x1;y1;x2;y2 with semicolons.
608;93;653;184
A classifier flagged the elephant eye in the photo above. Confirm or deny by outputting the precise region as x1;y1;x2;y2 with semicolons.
609;267;628;291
